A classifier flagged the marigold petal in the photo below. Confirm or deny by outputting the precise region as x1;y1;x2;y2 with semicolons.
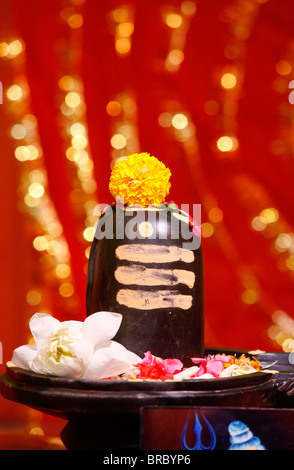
109;153;171;207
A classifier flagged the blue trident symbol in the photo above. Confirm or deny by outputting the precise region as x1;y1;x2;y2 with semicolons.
181;411;216;450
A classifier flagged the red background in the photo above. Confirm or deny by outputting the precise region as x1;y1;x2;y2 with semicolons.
1;0;294;435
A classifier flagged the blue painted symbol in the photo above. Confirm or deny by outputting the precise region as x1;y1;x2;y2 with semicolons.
228;420;266;450
181;411;216;450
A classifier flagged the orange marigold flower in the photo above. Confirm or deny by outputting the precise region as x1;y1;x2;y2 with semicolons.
109;152;171;207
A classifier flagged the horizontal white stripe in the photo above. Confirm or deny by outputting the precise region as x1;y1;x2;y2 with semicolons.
115;265;195;288
116;289;193;310
115;244;194;264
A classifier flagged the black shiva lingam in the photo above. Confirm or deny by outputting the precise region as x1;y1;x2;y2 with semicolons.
86;153;204;365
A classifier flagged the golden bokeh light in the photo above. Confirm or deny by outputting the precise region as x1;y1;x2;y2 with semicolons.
0;39;24;58
259;207;279;224
275;233;292;251
276;59;292;76
72;135;88;149
33;236;49;252
59;75;77;91
115;37;131;54
67;13;83;29
116;21;134;37
14;145;30;161
172;113;188;129
29;169;46;184
9;39;24;56
54;263;71;279
85;246;91;259
65;91;81;108
70;122;86;136
221;72;237;89
166;49;185;70
29;427;44;437
22;114;38;129
73;149;89;164
10;124;27;140
59;282;74;297
111;8;129;23
164;13;183;29
110;133;127;149
251;216;267;232
208;207;224;223
201;222;214;238
27;145;39;160
106;100;122;117
216;135;238;152
24;194;41;208
158;112;173;128
26;290;42;306
0;42;9;57
28;182;45;198
181;1;197;15
15;145;39;161
6;84;24;101
242;288;260;304
286;255;294;271
83;226;94;242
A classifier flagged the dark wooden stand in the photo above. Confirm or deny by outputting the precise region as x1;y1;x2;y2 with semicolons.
1;351;294;450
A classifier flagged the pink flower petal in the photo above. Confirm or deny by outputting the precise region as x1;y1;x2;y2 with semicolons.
191;357;207;365
162;358;183;374
206;360;224;377
214;354;231;363
142;351;156;365
196;363;207;376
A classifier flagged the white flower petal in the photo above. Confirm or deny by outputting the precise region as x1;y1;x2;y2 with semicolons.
30;313;60;343
60;320;83;331
81;311;122;346
220;364;238;377
72;340;94;367
82;340;140;379
12;344;37;370
31;354;85;378
196;373;214;379
127;350;143;365
174;366;199;380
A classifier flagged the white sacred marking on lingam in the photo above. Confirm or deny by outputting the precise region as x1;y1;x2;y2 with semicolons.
116;289;193;311
114;265;195;288
115;244;195;264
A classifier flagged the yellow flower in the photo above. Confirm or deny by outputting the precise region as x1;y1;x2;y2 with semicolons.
109;152;171;207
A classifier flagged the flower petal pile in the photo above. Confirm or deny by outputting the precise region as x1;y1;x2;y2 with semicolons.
127;351;261;381
109;152;171;207
12;311;141;379
134;351;183;380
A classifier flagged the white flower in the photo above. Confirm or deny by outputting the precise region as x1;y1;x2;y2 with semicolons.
173;366;200;380
219;364;238;377
12;311;141;379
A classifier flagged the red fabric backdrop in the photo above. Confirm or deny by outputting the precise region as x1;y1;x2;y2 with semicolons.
1;2;294;419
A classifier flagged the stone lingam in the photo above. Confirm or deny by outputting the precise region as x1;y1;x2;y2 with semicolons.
86;152;204;365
